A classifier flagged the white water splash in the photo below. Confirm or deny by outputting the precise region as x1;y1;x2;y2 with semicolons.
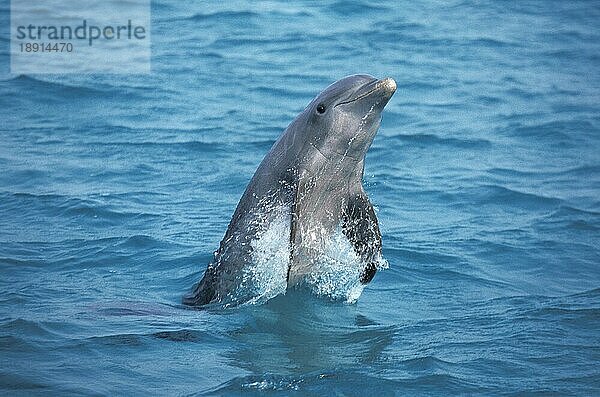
301;226;388;304
239;208;387;305
242;208;291;305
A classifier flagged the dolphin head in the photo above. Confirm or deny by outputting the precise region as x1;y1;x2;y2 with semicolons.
301;74;396;163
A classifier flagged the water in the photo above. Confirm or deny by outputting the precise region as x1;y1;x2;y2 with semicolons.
1;0;599;395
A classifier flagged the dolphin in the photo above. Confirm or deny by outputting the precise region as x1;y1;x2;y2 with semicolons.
184;74;396;307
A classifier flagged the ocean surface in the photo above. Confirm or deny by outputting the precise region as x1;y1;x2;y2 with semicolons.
1;0;599;395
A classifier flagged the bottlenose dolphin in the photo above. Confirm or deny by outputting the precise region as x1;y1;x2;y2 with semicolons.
184;74;396;307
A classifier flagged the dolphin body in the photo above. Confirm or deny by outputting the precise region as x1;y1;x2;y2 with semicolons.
184;75;396;307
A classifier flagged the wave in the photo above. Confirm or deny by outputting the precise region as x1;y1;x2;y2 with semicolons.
82;124;226;136
0;373;49;393
393;263;509;289
387;132;492;149
486;165;600;179
383;247;461;265
2;75;108;96
498;120;595;142
200;370;479;396
529;306;600;319
398;355;455;372
327;1;391;15
373;184;561;212
0;318;62;342
1;191;162;224
169;10;259;23
253;85;315;99
376;20;426;32
83;140;227;152
466;185;563;209
468;37;522;48
151;329;214;343
567;287;600;299
534;205;600;231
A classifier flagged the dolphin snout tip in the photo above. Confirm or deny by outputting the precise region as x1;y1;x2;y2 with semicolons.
380;77;396;93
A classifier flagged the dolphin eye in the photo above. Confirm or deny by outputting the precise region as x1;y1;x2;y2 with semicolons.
316;103;326;114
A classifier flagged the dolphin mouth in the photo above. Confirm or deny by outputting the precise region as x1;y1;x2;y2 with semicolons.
336;77;397;106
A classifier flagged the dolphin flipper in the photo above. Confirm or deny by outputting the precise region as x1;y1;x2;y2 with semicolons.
342;192;382;284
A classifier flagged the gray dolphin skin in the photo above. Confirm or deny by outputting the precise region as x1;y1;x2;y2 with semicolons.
184;74;396;307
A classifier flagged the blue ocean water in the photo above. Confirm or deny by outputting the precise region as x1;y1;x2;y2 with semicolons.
1;0;600;395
